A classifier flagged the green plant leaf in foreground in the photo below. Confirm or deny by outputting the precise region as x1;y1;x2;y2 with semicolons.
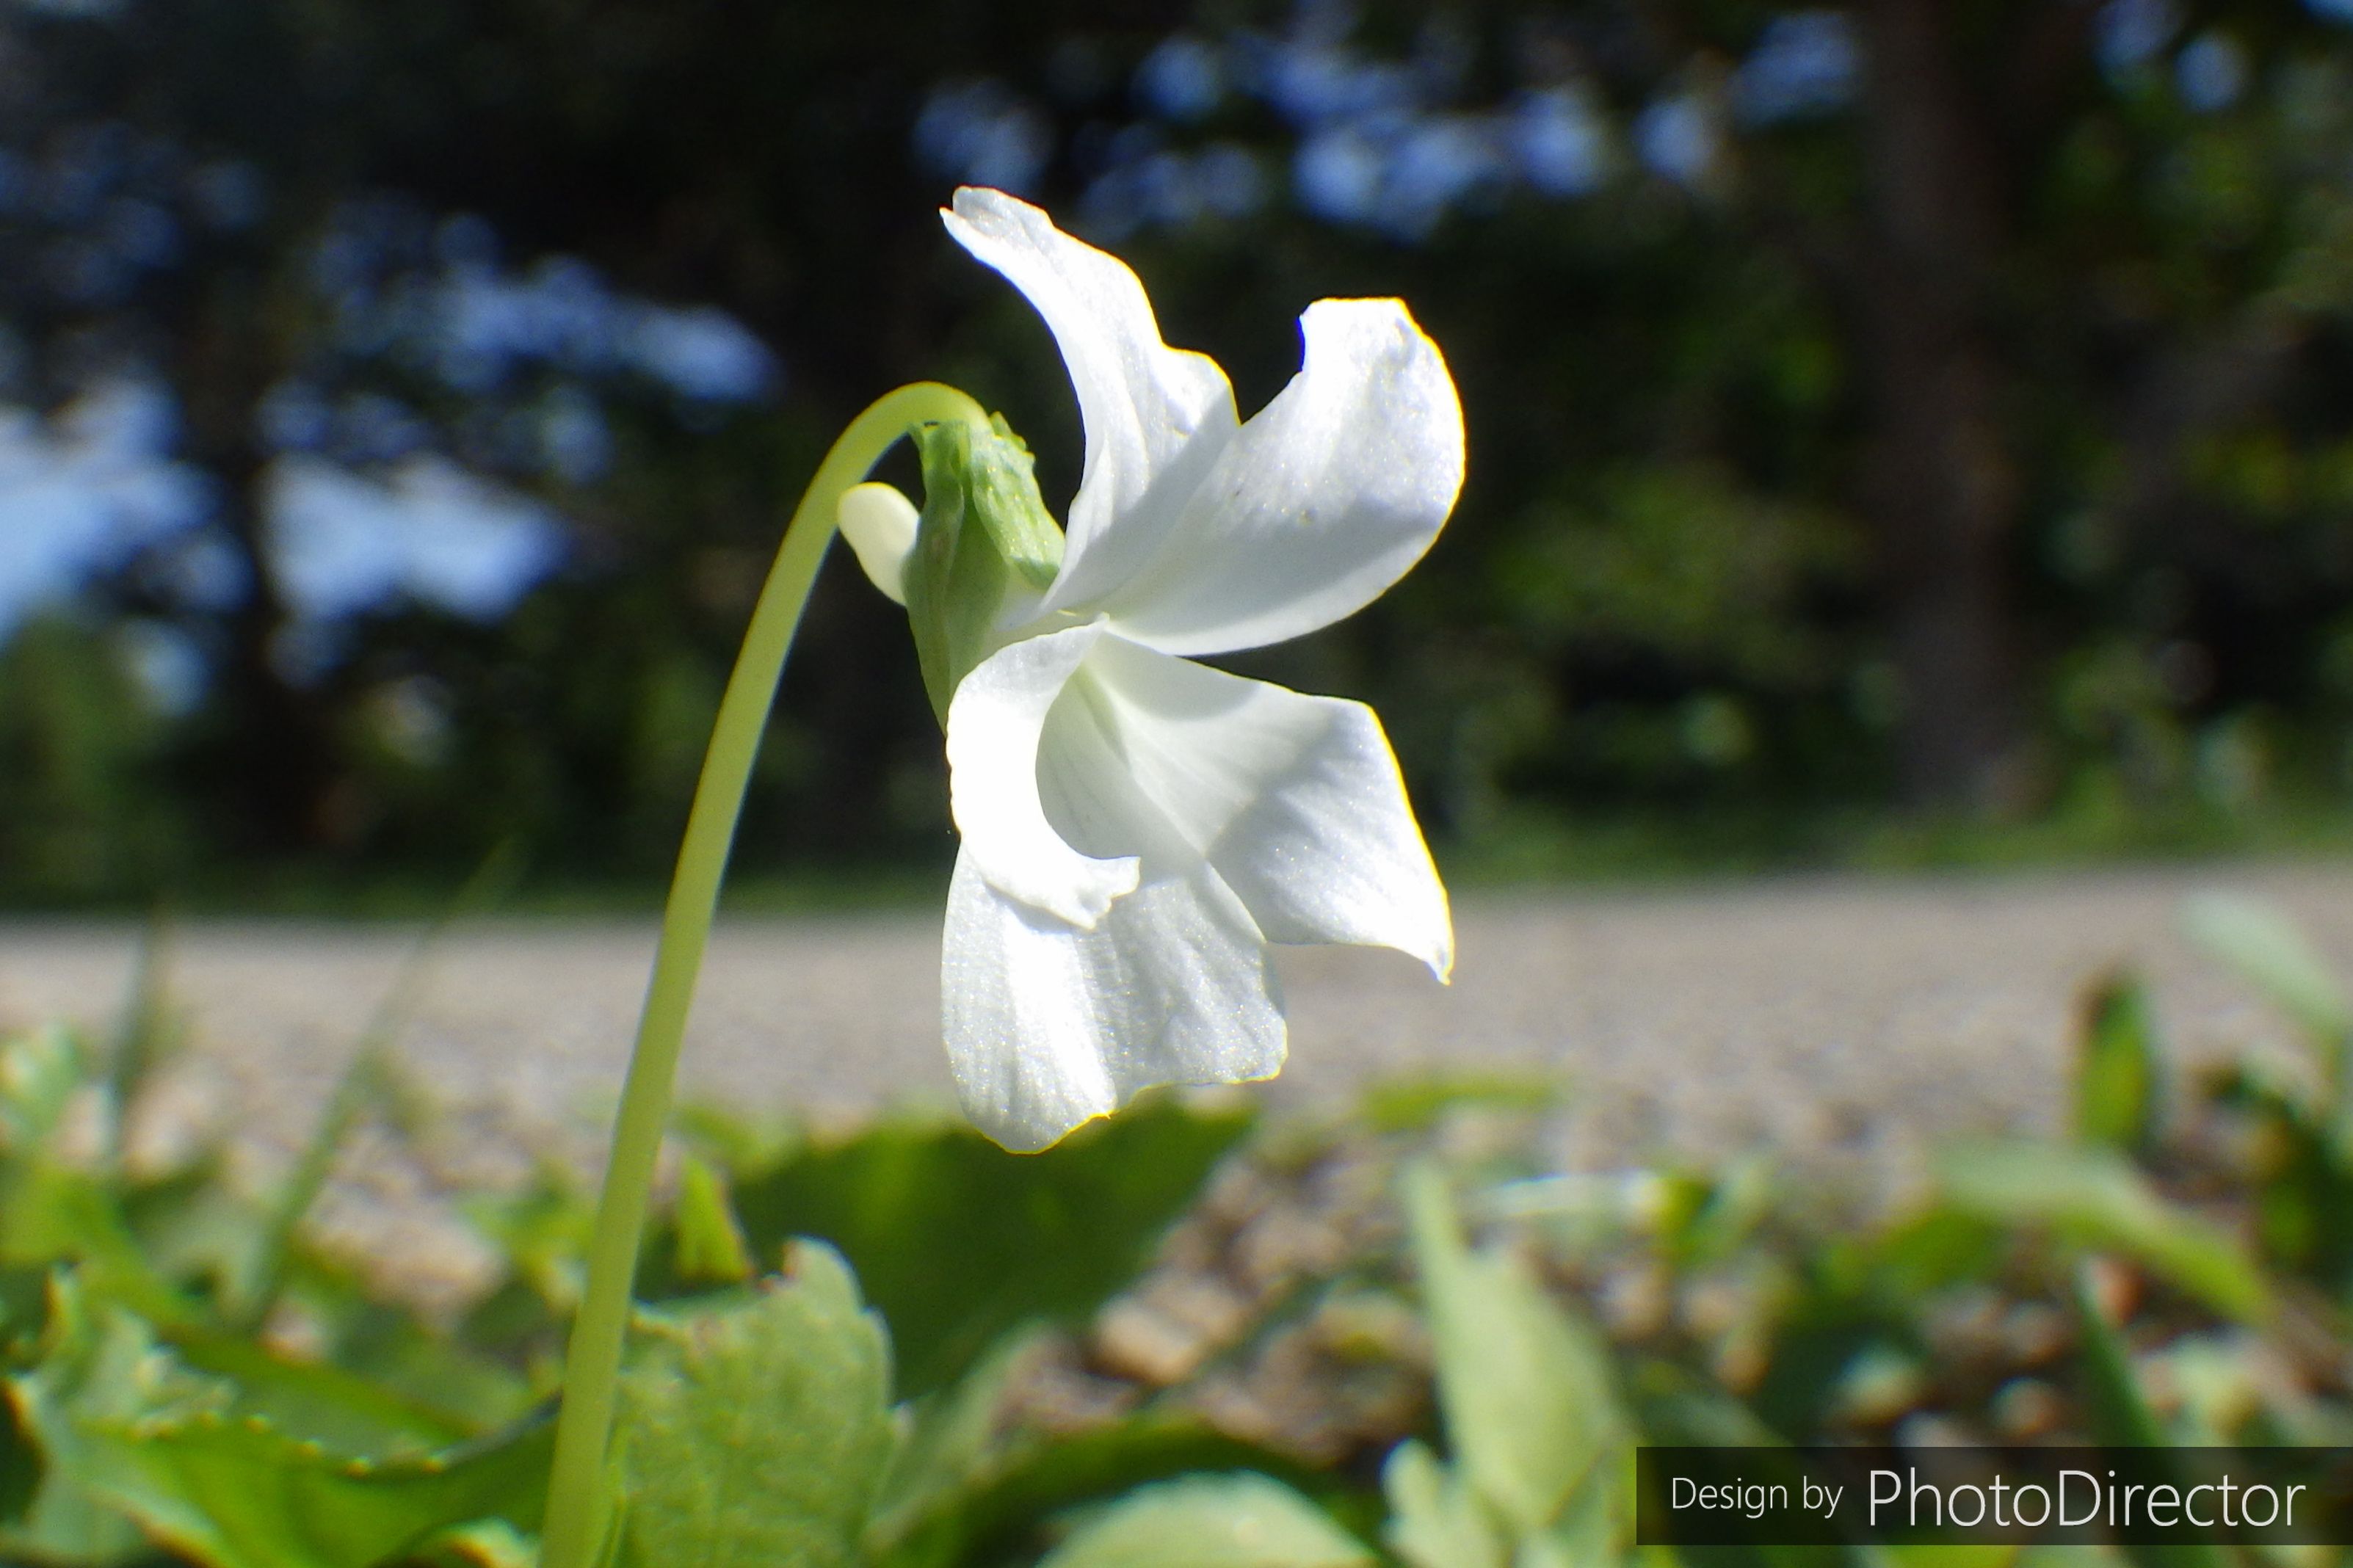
670;1153;755;1287
2073;975;2160;1155
2071;1268;2231;1568
1040;1473;1373;1568
715;1097;1252;1395
43;1409;551;1568
1877;1546;2019;1568
1401;1164;1624;1539
613;1240;894;1568
162;1324;482;1456
2182;896;2352;1066
10;1285;549;1568
2204;1065;2353;1288
0;1025;84;1153
396;1519;540;1568
1935;1144;2266;1321
866;1326;1043;1550
1382;1440;1506;1568
1;1288;167;1561
871;1405;1327;1568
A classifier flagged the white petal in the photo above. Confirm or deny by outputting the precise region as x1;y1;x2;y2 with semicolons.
1040;636;1451;977
836;481;917;604
1103;298;1465;656
941;848;1285;1151
941;187;1239;614
945;620;1139;927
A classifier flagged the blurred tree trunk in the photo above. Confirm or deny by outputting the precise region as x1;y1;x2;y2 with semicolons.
1855;0;2033;810
173;276;341;856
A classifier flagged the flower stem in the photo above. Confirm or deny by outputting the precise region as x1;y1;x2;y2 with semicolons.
539;381;991;1567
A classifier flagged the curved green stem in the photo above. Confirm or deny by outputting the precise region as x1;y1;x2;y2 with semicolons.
540;381;990;1567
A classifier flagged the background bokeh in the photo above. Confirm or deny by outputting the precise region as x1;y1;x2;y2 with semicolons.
3;0;2352;907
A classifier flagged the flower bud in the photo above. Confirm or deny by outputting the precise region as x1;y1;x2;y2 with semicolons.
903;415;1064;721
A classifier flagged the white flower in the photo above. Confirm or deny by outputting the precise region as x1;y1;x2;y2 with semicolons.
843;188;1464;1151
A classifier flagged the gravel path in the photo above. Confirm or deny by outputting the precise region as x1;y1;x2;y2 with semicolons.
3;862;2349;1190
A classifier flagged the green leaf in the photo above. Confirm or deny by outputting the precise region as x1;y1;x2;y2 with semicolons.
872;1411;1319;1568
2071;1266;2167;1451
126;1166;272;1311
0;1161;201;1326
0;1358;36;1526
2183;895;2352;1052
45;1411;551;1568
614;1241;896;1568
672;1100;801;1177
1382;1441;1506;1568
2072;974;2160;1154
2015;1548;2133;1568
712;1097;1252;1395
2071;1269;2232;1568
1540;1442;1630;1568
1746;1295;1903;1462
2204;1065;2353;1288
1878;1547;2018;1568
1648;1161;1775;1267
670;1153;754;1286
1936;1144;2267;1321
1622;1365;1867;1568
1357;1075;1556;1135
102;918;186;1119
0;1025;87;1153
283;1274;538;1435
3;1274;214;1558
165;1324;478;1456
394;1519;540;1568
867;1326;1043;1549
235;1047;413;1331
1860;1210;2005;1297
461;1158;598;1323
1041;1473;1372;1568
1402;1165;1623;1536
9;1281;548;1567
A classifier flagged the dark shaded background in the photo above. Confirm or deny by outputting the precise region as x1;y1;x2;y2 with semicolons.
3;0;2352;907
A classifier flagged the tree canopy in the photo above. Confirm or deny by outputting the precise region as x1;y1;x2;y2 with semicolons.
3;0;2352;901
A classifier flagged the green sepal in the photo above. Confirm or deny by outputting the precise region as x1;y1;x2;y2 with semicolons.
904;416;1065;723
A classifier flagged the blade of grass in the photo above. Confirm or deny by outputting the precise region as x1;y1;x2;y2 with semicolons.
228;842;525;1332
